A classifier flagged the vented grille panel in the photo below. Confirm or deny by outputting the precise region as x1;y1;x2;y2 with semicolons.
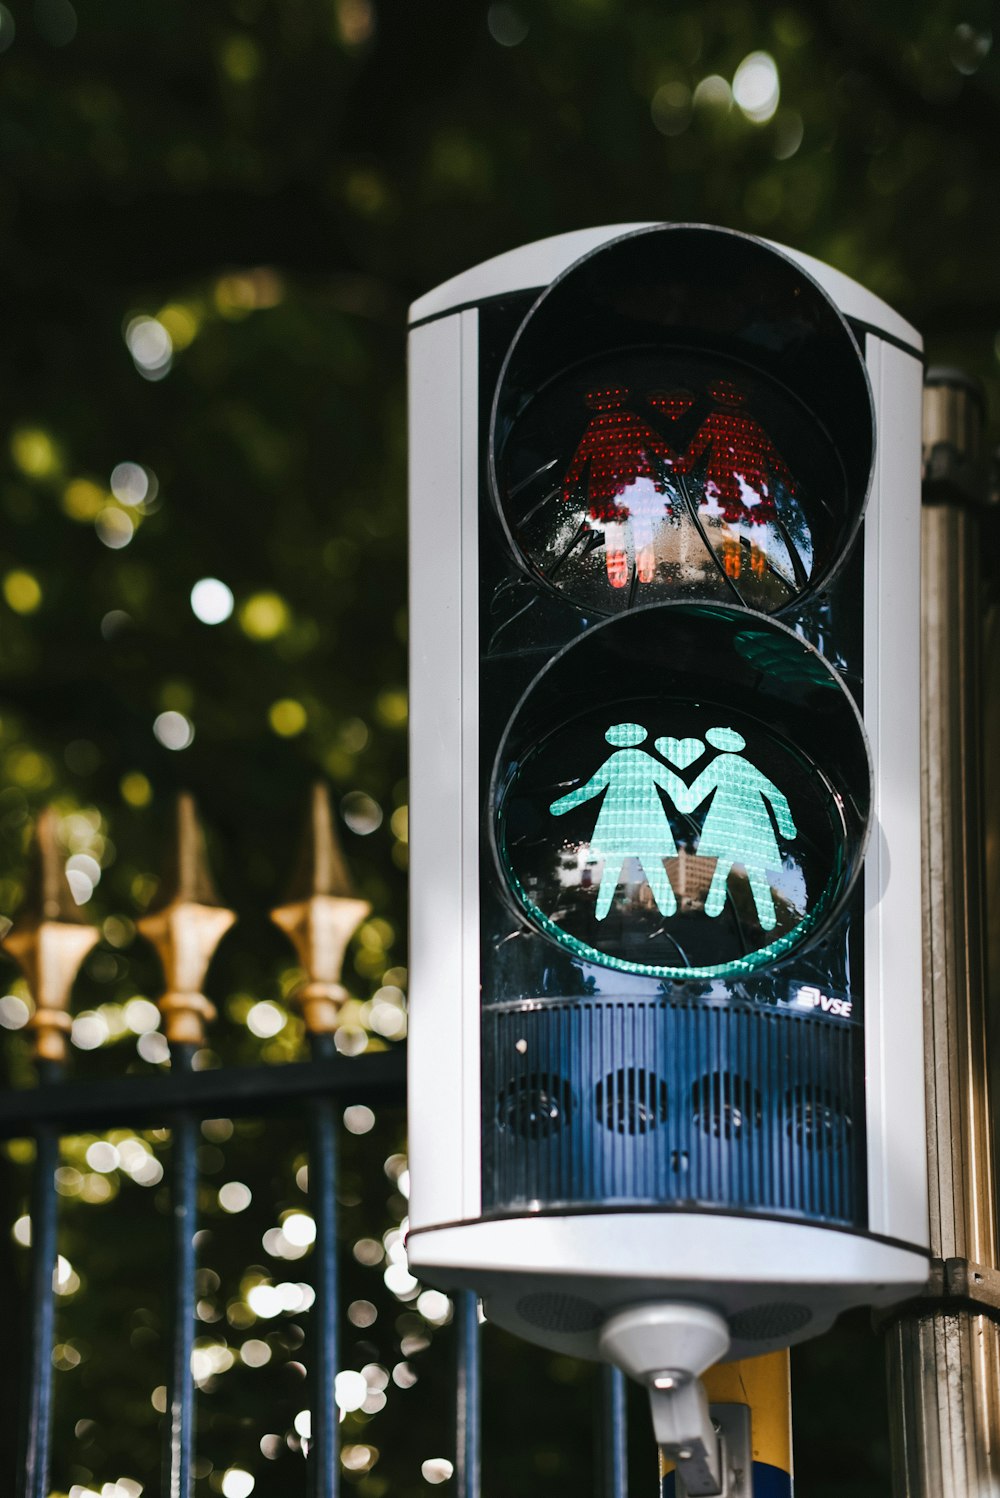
728;1303;812;1340
482;1000;863;1226
516;1292;604;1333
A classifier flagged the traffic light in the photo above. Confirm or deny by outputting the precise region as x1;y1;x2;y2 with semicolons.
407;225;927;1475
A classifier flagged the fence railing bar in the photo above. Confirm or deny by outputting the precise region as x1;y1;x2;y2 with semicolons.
309;1031;340;1498
165;1044;198;1498
18;1069;60;1498
454;1290;482;1498
0;1048;407;1137
599;1364;629;1498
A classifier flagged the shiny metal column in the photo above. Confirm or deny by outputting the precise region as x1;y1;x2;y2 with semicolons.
884;370;1000;1496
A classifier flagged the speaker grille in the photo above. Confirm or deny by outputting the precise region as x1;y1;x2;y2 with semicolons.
596;1067;669;1135
483;998;864;1225
729;1303;812;1340
692;1071;761;1140
517;1292;604;1333
497;1072;572;1139
786;1084;852;1150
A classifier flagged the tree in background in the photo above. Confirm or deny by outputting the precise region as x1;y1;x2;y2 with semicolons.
0;3;994;1494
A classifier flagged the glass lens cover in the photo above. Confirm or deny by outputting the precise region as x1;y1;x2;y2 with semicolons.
497;350;844;616
493;604;870;981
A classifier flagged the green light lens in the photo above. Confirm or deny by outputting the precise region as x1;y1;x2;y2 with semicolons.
492;604;869;982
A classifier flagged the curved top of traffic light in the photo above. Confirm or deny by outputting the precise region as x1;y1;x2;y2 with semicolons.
490;224;875;618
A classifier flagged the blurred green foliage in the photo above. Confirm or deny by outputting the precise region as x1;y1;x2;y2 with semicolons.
0;0;995;1493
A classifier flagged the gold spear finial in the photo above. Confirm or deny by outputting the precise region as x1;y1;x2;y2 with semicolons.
270;781;370;1034
2;807;100;1064
137;793;236;1047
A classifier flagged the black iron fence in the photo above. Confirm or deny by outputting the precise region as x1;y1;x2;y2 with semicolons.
0;790;635;1498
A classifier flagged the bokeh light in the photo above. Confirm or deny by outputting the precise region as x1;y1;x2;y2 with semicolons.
245;1001;285;1038
120;772;153;807
268;699;307;736
95;507;135;550
486;3;528;47
125;315;173;379
153;711;194;751
220;1469;255;1498
693;75;732;110
279;1212;316;1247
422;1458;455;1485
334;1370;368;1412
0;993;30;1029
344;1105;375;1135
190;578;234;625
11;427;59;477
238;592;290;640
3;570;42;614
240;1339;271;1367
110;462;153;507
341;791;382;835
62;478;106;521
733;51;781;123
123;998;159;1033
218;1181;253;1214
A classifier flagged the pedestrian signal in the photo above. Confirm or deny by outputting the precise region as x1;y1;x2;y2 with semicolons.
493;230;873;618
495;603;868;980
407;225;927;1454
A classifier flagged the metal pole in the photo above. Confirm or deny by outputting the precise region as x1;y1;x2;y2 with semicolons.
454;1290;482;1498
883;369;1000;1495
165;1045;198;1498
599;1363;629;1498
2;808;100;1498
19;1071;60;1498
270;782;372;1497
309;1030;340;1498
138;793;236;1498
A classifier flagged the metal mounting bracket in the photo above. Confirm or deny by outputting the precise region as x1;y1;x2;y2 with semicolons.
674;1404;753;1498
874;1255;1000;1331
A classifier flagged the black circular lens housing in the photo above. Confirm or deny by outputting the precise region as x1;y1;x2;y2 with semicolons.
491;225;875;617
493;603;872;981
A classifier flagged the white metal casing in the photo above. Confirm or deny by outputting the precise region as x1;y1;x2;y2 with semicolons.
406;225;927;1362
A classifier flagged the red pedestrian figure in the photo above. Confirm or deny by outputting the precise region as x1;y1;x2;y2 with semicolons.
562;387;678;587
679;379;795;528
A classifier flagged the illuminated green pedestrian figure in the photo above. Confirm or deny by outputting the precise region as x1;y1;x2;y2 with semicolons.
549;723;687;920
671;725;798;931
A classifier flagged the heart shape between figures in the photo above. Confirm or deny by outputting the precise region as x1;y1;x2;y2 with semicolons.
655;736;705;770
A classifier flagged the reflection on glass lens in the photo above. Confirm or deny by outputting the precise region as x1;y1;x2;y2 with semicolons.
499;352;842;615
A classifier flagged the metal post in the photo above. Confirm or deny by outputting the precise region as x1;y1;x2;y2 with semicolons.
309;1030;341;1498
883;369;1000;1494
271;783;372;1498
599;1363;629;1498
454;1290;481;1498
2;808;99;1498
20;1078;59;1498
139;793;236;1498
165;1045;198;1498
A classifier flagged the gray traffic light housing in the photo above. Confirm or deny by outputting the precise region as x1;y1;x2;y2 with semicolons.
406;225;926;1375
